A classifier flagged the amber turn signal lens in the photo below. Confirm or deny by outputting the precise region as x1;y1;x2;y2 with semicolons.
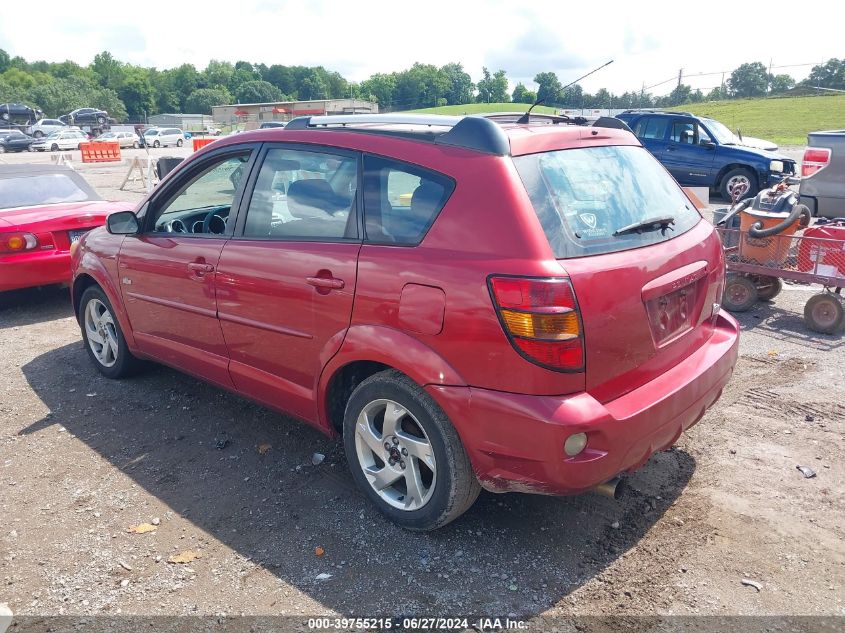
500;309;579;340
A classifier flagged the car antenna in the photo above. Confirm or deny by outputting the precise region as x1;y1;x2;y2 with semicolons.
518;60;614;124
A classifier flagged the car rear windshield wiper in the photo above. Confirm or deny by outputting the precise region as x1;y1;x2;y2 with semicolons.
613;215;675;236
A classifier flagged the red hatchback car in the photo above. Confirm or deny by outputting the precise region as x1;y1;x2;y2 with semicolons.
71;113;739;530
0;164;133;293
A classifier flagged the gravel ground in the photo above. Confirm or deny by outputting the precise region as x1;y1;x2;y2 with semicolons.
0;146;842;626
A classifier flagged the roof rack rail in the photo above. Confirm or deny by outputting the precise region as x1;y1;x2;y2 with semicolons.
284;114;510;155
620;108;694;116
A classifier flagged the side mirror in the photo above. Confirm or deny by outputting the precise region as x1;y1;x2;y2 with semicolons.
107;210;140;235
700;140;716;149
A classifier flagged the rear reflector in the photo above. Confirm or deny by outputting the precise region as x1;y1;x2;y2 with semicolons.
489;276;585;371
0;232;38;254
802;147;831;177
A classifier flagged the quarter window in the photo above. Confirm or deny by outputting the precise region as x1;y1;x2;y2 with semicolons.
150;152;251;235
362;155;454;245
243;147;358;240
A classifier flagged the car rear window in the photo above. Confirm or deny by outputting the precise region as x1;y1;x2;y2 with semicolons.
513;145;701;258
0;174;94;210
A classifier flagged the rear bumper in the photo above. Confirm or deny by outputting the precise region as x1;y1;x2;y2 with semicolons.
0;251;72;292
428;312;739;496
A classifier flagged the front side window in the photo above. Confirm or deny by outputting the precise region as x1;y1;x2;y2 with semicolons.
150;152;251;235
671;120;696;144
362;155;454;245
243;147;358;240
514;145;701;258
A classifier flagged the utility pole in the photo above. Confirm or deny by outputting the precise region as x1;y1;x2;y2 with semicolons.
767;58;773;97
678;68;683;87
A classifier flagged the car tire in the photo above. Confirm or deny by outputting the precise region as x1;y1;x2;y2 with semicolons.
97;116;105;124
176;139;183;147
133;141;139;149
154;140;160;148
804;293;844;334
33;131;43;138
50;143;59;152
343;369;480;531
79;286;144;379
720;167;757;202
722;274;758;312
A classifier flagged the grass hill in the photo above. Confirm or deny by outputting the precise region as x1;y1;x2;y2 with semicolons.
410;95;845;147
670;95;845;146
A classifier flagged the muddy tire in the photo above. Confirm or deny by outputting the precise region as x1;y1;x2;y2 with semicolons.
343;369;480;531
755;276;783;301
723;274;758;312
804;293;844;334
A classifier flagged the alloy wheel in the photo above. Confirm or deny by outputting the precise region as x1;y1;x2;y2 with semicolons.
84;298;119;368
354;398;437;511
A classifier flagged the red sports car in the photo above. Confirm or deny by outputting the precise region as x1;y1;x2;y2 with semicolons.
0;164;133;293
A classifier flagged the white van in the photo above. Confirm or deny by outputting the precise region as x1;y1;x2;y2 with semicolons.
143;127;185;148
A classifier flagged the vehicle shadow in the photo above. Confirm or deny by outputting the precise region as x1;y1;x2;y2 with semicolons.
20;342;695;616
0;285;74;329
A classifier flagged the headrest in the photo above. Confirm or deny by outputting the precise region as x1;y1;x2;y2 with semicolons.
287;179;348;218
410;181;444;215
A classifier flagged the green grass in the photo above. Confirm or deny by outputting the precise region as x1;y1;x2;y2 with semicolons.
671;95;845;146
408;103;558;115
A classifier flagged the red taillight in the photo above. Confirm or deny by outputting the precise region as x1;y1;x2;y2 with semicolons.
489;276;585;371
0;232;39;254
802;147;831;177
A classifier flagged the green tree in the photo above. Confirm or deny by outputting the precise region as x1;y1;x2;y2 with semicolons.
769;74;795;94
534;71;563;104
805;58;845;90
491;70;509;102
235;80;283;104
727;62;769;98
265;64;295;95
393;63;447;109
511;83;536;104
185;87;233;114
706;86;727;101
298;74;328;100
204;60;234;89
118;67;155;118
475;67;494;103
440;63;474;104
228;67;262;99
92;51;124;90
360;73;396;107
0;49;10;74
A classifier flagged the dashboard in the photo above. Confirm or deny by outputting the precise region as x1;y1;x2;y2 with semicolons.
156;206;230;235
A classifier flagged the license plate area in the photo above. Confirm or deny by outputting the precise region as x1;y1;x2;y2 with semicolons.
645;283;697;347
68;229;89;243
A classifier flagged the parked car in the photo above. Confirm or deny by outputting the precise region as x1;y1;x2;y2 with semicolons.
142;127;185;148
0;165;134;293
26;118;70;138
60;108;109;125
0;102;43;124
30;129;88;152
97;131;140;148
616;110;796;200
799;130;845;219
0;130;35;153
72;113;739;530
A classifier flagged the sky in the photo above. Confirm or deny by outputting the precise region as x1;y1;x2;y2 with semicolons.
0;0;841;97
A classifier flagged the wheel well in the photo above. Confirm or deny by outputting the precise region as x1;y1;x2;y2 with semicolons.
714;163;758;191
325;361;390;433
72;274;98;319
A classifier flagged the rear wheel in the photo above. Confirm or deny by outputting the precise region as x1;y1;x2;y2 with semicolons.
33;131;43;138
804;293;844;334
755;275;783;301
176;139;183;147
79;286;143;378
50;143;59;152
720;167;757;202
723;274;758;312
343;369;480;531
133;141;139;149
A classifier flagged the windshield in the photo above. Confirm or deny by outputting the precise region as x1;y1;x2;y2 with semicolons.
513;145;701;258
701;118;735;144
0;173;95;209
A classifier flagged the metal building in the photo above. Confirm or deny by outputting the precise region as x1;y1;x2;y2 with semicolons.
212;99;378;128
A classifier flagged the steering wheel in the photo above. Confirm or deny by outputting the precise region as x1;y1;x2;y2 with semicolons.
201;209;227;235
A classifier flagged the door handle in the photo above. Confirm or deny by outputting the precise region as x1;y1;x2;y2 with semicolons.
188;262;215;273
306;276;345;290
666;146;677;151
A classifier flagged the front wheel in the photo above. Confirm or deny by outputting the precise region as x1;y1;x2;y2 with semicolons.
343;370;480;531
133;141;139;149
33;131;43;138
176;139;183;147
79;286;143;378
50;143;59;152
804;293;844;334
0;145;5;154
153;140;160;148
720;167;757;202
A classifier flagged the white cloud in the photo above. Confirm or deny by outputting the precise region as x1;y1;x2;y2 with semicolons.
1;0;841;96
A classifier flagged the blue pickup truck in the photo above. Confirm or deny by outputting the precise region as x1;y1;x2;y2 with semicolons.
616;110;797;200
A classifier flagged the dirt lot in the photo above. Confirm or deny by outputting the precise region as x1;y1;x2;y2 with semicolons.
0;148;843;628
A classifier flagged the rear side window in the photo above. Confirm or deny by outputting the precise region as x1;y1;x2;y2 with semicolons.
513;145;701;258
362;155;454;245
633;116;668;140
